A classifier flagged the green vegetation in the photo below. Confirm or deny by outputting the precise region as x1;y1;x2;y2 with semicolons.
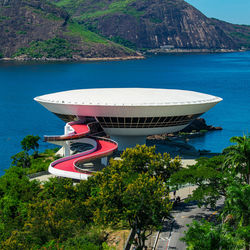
0;139;180;249
170;134;250;249
0;135;249;249
24;5;64;22
109;36;137;50
89;145;181;248
55;0;75;8
66;22;135;53
13;37;74;58
11;135;59;174
230;32;250;48
149;17;162;24
0;15;10;21
78;0;144;20
55;0;144;20
16;30;27;35
66;22;108;44
0;52;3;58
21;135;40;158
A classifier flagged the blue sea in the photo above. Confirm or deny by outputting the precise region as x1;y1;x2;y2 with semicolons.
0;52;249;175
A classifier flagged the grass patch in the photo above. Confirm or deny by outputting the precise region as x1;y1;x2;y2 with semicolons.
76;0;143;20
55;0;73;7
16;30;27;35
13;37;74;58
66;22;108;44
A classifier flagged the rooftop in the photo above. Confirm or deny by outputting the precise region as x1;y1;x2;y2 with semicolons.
34;88;222;106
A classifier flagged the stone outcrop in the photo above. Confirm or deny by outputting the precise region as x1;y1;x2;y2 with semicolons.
181;118;222;133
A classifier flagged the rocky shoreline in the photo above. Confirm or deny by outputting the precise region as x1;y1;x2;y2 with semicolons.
1;49;247;62
147;118;222;140
147;118;222;157
0;55;145;62
147;48;245;54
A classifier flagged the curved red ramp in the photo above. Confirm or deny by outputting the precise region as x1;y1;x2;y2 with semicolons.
47;122;118;180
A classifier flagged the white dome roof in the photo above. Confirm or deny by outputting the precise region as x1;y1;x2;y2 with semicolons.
34;88;222;106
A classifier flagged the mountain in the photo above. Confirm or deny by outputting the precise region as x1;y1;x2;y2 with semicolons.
0;0;249;60
210;19;250;49
0;0;139;60
50;0;249;50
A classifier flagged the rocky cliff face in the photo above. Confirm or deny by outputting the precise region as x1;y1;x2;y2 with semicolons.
93;0;237;49
52;0;242;50
1;0;249;60
211;18;250;49
0;0;138;59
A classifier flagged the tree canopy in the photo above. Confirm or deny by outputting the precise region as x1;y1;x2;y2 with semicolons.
0;144;180;249
87;145;179;249
171;135;250;249
21;135;40;157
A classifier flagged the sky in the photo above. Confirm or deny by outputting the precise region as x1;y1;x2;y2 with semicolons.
185;0;250;25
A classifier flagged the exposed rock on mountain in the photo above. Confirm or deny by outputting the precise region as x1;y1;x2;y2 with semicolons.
211;19;250;49
51;0;248;50
0;0;138;59
1;0;249;60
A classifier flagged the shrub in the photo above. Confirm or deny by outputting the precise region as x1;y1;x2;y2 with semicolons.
13;37;74;59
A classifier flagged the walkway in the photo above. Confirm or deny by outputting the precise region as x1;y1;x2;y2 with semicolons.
45;121;118;180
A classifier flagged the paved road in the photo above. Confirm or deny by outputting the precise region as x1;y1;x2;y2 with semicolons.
154;200;224;250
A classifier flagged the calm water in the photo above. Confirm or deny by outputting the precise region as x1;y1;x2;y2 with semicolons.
0;52;249;174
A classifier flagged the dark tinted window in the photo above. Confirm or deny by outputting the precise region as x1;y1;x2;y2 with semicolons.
96;113;202;129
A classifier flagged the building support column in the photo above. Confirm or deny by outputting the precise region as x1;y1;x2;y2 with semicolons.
101;157;108;166
62;123;74;157
63;141;70;157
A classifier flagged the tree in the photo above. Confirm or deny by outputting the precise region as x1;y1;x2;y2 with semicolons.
171;136;250;249
87;145;175;249
170;155;227;208
181;220;240;250
222;182;250;250
122;173;171;249
11;151;31;168
0;166;40;244
223;135;250;184
121;144;181;181
89;170;171;249
21;135;40;158
182;182;250;250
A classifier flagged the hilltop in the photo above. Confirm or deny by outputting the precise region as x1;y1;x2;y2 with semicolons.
51;0;250;51
0;0;140;60
0;0;249;60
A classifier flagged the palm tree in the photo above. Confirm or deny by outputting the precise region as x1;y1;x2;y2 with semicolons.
223;135;250;184
222;182;250;250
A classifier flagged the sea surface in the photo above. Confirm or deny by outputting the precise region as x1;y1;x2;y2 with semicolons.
0;52;249;174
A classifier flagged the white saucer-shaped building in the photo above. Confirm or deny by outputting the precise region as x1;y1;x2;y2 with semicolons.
34;88;222;150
